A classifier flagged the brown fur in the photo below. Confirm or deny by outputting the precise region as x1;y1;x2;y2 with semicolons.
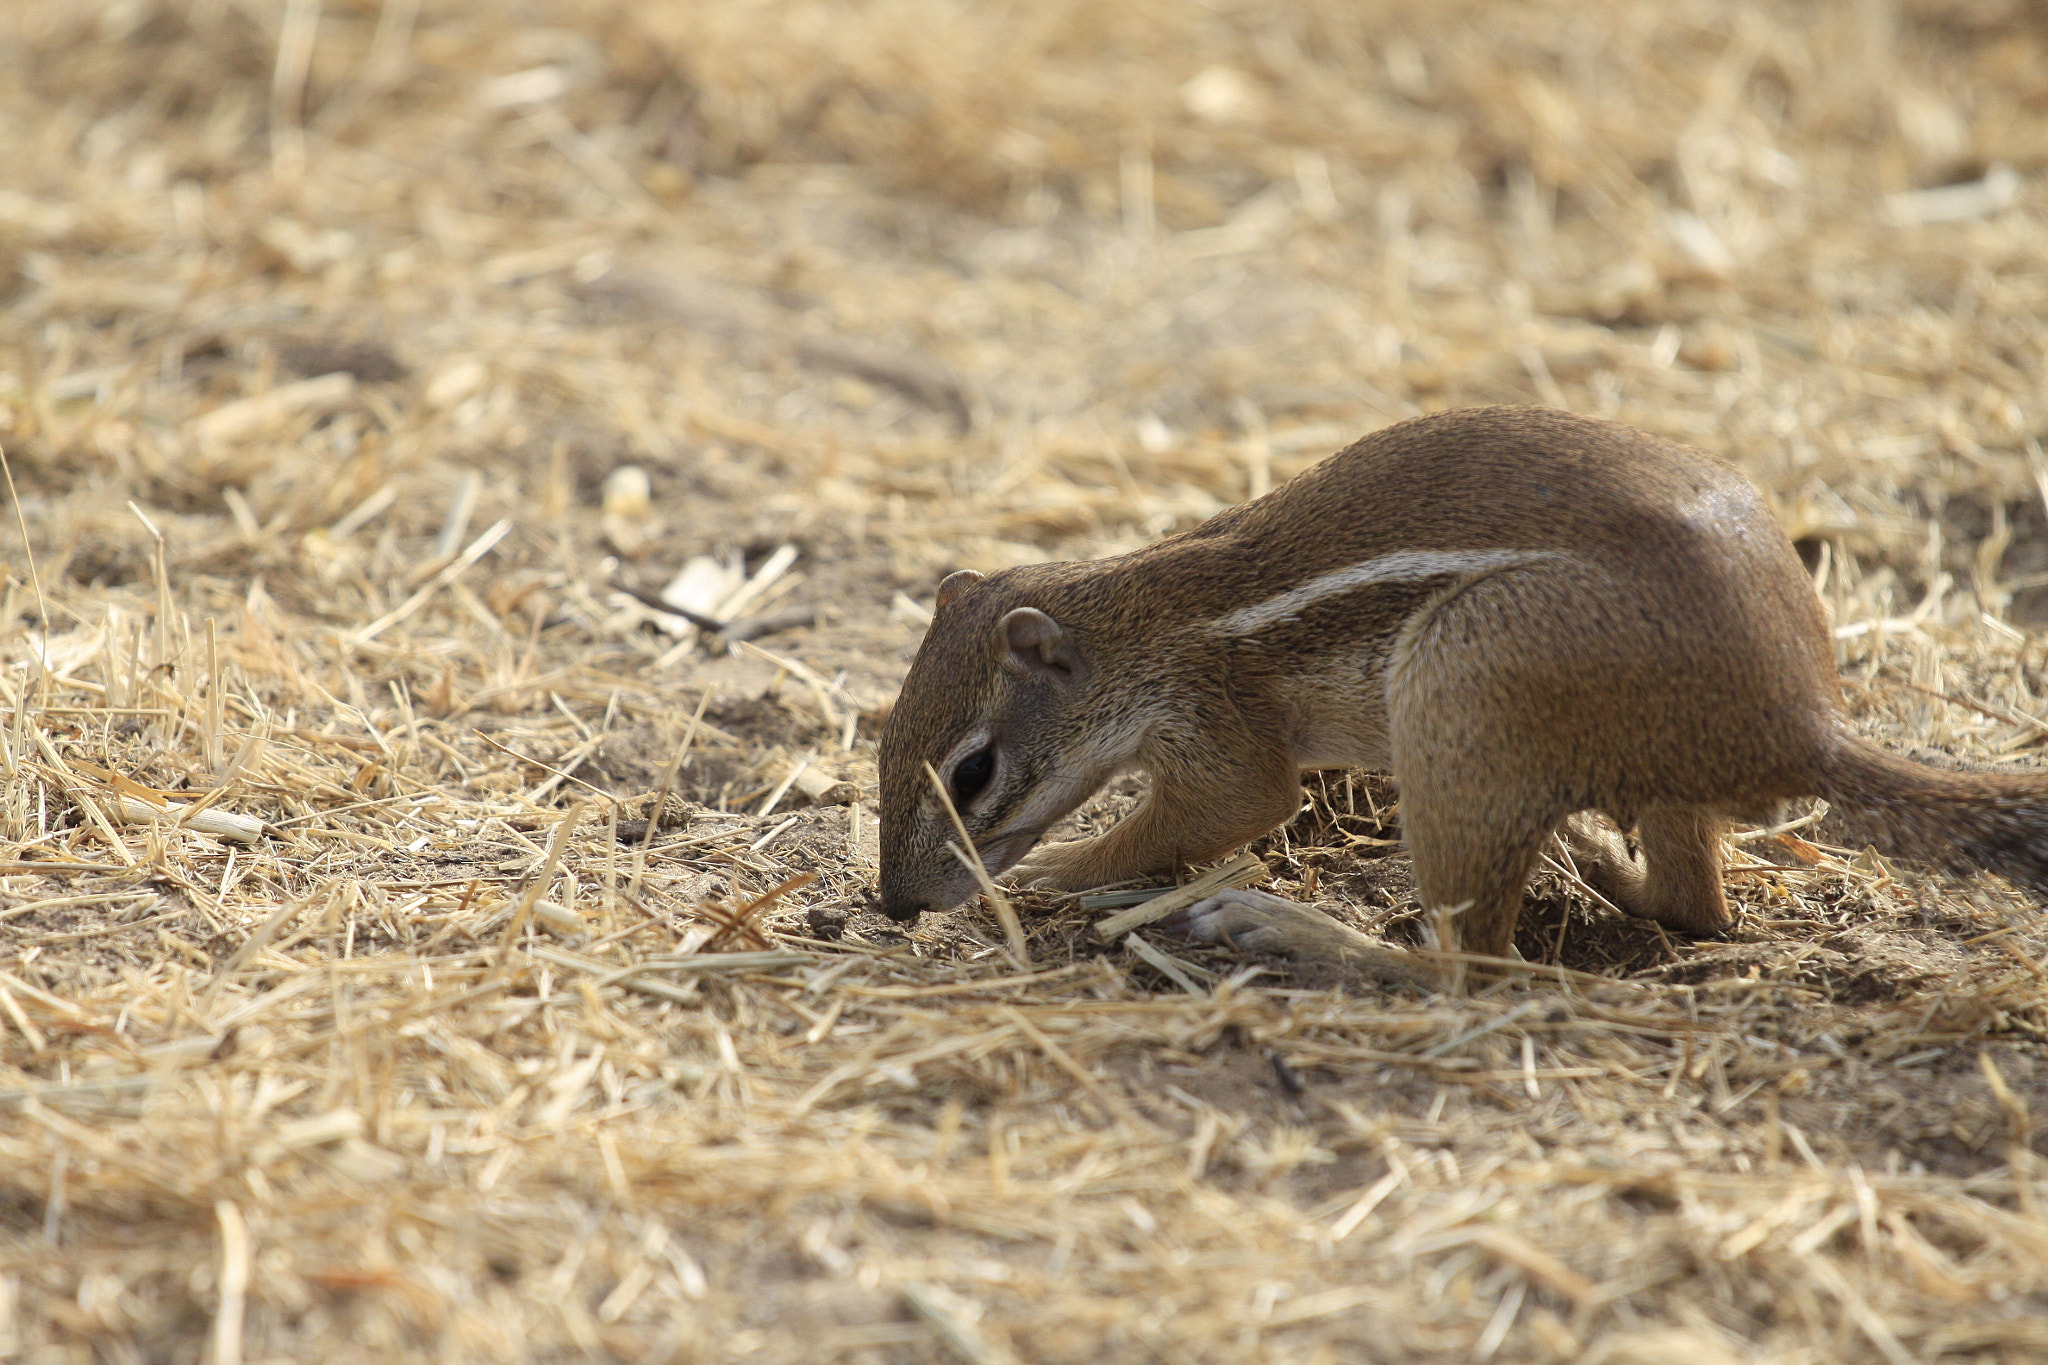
877;406;2048;973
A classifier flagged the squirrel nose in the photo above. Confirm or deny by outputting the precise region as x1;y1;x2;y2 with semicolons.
877;893;927;923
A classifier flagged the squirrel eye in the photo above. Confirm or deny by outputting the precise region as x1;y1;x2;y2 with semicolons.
950;748;995;805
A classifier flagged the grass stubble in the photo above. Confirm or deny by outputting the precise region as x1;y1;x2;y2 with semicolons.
0;1;2044;1360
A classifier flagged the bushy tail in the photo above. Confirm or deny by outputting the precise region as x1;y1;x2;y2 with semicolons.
1817;736;2048;895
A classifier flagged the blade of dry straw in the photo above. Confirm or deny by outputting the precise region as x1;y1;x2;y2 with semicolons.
0;980;44;1051
31;729;137;866
497;800;587;968
999;1005;1142;1128
636;685;712;870
600;950;813;982
1092;851;1266;940
1122;931;1214;995
203;896;313;1008
900;1282;1014;1365
433;469;481;560
0;968;83;1022
350;518;512;645
0;861;121;877
629;684;714;901
125;795;263;844
754;748;814;817
210;1198;250;1365
923;761;1028;968
127;501;173;678
735;638;844;737
204;618;223;771
267;0;319;178
472;728;612;806
0;440;48;634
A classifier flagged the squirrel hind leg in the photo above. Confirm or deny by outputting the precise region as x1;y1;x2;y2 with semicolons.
1560;805;1733;936
1398;787;1557;966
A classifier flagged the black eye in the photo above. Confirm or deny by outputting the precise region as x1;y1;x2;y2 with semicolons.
950;748;995;805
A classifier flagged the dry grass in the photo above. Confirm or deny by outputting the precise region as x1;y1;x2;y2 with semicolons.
1;0;2046;1360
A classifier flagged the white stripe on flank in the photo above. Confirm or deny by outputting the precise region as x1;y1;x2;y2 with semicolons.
1208;549;1561;636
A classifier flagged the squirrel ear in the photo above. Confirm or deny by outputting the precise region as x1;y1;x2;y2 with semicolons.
935;569;985;609
998;607;1085;681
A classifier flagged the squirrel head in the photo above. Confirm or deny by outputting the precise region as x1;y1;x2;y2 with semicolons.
876;566;1105;921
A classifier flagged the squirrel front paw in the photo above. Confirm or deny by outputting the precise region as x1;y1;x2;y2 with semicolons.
1002;838;1102;891
1164;890;1436;989
1166;889;1368;959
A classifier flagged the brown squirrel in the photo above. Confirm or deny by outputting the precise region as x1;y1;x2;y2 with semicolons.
878;405;2048;985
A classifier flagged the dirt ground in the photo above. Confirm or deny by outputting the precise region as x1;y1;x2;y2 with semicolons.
1;1;2046;1361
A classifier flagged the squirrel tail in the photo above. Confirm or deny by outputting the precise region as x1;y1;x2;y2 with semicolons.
1816;735;2048;894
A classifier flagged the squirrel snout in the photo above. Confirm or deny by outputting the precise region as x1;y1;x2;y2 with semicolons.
876;889;929;923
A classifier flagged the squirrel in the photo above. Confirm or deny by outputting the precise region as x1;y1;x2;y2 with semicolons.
877;405;2048;986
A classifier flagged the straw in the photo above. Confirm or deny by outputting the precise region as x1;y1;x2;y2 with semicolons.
0;3;2043;1361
